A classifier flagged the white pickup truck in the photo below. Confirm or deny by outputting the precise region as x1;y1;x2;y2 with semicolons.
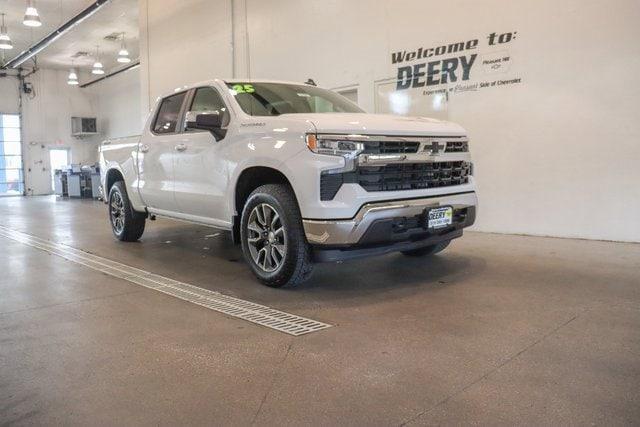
99;79;477;287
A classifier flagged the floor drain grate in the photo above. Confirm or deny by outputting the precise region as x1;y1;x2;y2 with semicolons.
0;226;332;336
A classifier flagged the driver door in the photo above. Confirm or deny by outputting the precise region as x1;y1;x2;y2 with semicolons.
173;86;230;223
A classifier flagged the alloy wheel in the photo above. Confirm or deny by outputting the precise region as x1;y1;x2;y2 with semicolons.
247;203;287;273
110;191;125;235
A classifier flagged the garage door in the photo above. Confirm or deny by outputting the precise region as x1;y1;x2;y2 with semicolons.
0;114;24;197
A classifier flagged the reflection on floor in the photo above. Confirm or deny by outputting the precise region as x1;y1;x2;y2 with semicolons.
1;196;639;425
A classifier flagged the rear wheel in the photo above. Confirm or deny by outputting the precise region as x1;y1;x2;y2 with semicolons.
108;181;146;242
240;184;313;288
401;240;450;257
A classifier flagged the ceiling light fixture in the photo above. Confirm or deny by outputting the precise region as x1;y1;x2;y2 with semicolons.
6;0;111;69
68;69;79;85
0;13;13;50
117;32;131;63
68;62;79;85
23;0;42;27
92;45;105;75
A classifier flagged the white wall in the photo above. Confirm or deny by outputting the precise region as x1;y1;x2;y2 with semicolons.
0;75;20;113
243;0;640;243
139;0;233;114
91;66;142;139
139;0;640;242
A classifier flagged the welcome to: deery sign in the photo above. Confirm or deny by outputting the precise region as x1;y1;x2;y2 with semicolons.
392;31;518;90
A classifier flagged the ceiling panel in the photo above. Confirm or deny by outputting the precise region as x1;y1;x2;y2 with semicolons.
0;0;139;72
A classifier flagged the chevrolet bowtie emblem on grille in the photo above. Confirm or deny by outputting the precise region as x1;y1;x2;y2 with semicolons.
424;140;446;156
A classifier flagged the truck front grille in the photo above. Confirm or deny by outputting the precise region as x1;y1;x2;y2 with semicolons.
362;140;420;154
355;161;470;192
320;161;471;200
360;139;468;154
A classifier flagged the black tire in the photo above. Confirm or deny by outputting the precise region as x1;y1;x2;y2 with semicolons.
401;240;451;257
240;184;314;288
108;181;146;242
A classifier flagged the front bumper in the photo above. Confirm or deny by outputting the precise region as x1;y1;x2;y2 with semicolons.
303;191;477;262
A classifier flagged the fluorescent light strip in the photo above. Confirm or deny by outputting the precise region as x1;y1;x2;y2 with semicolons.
3;0;112;69
80;60;139;88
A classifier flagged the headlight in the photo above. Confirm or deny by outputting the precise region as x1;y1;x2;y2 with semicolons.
306;134;364;157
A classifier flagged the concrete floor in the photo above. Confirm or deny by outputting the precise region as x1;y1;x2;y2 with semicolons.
0;196;638;426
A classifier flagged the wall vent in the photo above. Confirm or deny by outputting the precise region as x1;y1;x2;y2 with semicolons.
103;32;122;41
71;117;98;138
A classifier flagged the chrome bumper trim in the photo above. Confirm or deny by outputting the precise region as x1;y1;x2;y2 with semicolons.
303;192;478;246
358;151;469;165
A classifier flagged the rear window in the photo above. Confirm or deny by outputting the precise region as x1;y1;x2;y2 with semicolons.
153;92;187;134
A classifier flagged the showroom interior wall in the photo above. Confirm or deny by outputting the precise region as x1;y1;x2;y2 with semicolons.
138;0;233;115
0;75;20;113
20;69;101;195
0;66;140;196
139;0;640;242
90;66;142;140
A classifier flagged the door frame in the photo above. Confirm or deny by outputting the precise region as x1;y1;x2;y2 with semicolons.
48;147;71;193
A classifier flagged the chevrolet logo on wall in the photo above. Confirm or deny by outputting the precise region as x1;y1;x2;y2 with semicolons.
423;140;446;156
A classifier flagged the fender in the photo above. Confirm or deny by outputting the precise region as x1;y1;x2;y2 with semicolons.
228;152;302;218
224;120;314;218
103;163;146;212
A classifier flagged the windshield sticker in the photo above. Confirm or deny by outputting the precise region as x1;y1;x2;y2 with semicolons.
232;84;256;94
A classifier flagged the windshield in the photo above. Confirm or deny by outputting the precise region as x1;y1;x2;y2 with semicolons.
226;82;364;116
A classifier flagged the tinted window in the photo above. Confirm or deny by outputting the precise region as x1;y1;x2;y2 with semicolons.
185;87;228;131
153;92;187;134
190;87;226;114
225;82;364;116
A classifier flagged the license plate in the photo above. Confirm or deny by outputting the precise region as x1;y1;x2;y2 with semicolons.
427;206;453;229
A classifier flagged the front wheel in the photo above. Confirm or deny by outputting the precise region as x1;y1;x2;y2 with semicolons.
240;184;313;288
401;240;451;257
108;181;146;242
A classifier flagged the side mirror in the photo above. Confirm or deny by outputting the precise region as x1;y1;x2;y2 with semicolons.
186;111;222;130
185;110;227;140
196;112;222;129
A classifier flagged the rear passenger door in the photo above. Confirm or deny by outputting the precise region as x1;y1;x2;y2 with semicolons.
137;91;188;213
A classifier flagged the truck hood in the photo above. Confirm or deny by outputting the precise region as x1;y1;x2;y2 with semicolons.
277;113;466;136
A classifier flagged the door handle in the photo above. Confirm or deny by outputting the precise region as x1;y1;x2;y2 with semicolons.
140;144;150;153
175;143;187;152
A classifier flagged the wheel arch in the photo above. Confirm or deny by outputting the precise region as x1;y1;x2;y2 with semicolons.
232;166;297;244
105;168;125;197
